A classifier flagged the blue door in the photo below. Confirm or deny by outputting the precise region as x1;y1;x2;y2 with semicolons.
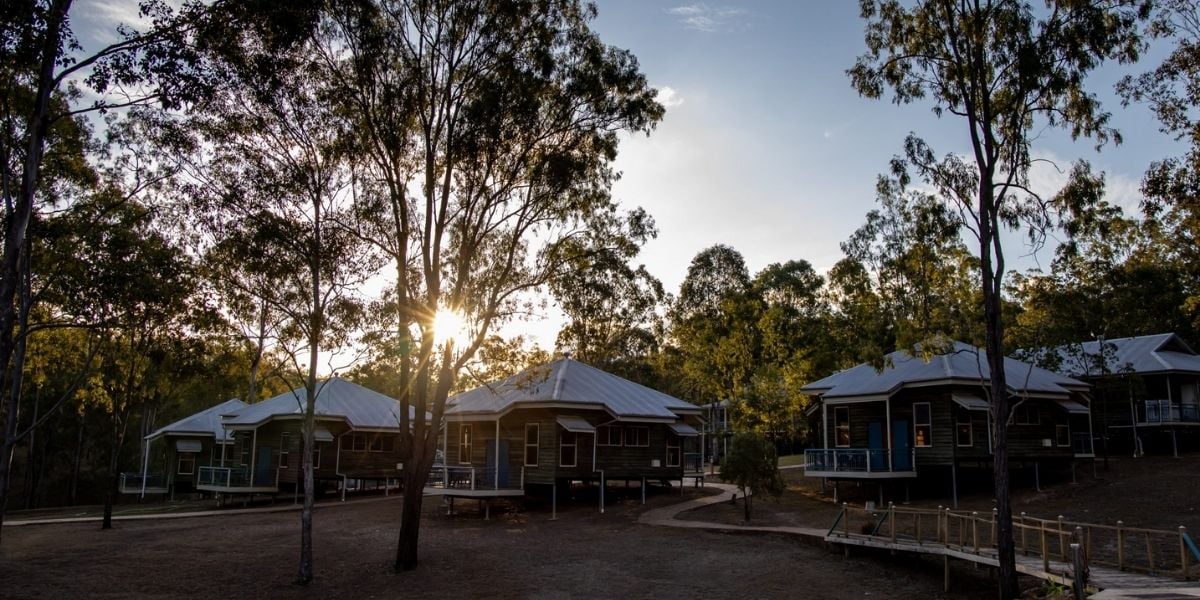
484;440;510;488
892;420;912;471
867;422;886;470
255;446;274;486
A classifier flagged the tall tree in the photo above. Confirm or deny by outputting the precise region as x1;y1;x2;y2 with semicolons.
849;2;1147;596
322;0;662;571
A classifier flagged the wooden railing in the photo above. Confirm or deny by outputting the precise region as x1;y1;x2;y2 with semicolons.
426;466;525;491
805;448;917;474
827;503;1200;581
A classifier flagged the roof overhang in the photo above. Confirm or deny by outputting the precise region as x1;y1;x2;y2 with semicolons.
952;394;990;412
556;415;596;433
1056;399;1089;414
668;422;700;437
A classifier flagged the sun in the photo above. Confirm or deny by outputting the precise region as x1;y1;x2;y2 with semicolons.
432;308;469;347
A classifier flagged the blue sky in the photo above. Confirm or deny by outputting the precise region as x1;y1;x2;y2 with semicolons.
73;1;1187;351
590;1;1180;294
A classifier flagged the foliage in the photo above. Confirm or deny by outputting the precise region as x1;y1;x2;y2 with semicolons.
719;432;785;522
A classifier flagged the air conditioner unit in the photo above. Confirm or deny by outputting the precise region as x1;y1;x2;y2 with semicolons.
1041;439;1052;447
650;459;661;467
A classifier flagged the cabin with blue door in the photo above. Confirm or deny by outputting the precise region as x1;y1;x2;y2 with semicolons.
433;357;704;509
803;341;1095;504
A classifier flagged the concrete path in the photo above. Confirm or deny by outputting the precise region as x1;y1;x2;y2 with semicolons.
3;494;402;527
638;481;825;538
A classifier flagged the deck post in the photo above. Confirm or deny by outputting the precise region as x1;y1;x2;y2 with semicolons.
1180;526;1189;580
885;396;893;472
496;419;501;490
1117;520;1125;571
1071;542;1085;600
1059;515;1067;560
1034;461;1041;492
971;512;979;553
842;502;849;538
551;480;558;521
1172;427;1179;458
950;462;958;509
641;476;645;505
599;471;605;514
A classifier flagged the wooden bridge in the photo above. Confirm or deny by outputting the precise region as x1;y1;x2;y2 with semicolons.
825;503;1200;596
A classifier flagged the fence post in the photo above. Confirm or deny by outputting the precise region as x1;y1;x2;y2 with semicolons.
1059;515;1067;560
972;511;980;554
991;508;998;547
1117;520;1125;571
1181;526;1190;580
936;506;943;543
1020;512;1028;555
890;502;896;543
843;502;850;538
1071;543;1085;600
916;511;922;544
1147;532;1156;572
1041;522;1050;574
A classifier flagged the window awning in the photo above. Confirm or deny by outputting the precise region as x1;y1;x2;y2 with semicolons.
313;426;334;442
556;415;595;433
952;394;990;412
1056;399;1089;414
668;422;700;437
176;440;202;453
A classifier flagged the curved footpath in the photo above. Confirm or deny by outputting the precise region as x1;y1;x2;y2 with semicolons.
638;482;826;538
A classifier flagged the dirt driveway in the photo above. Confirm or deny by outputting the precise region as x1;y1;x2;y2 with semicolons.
0;486;993;599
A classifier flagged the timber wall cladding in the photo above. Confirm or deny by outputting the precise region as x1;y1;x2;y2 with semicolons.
449;408;686;484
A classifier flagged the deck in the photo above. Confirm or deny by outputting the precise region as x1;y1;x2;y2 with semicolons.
194;466;279;494
825;503;1200;594
118;473;168;495
804;448;918;479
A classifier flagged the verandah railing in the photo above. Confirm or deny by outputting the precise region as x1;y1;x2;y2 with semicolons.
828;502;1200;581
197;465;277;488
804;448;917;474
1141;400;1200;424
119;472;165;493
425;465;525;491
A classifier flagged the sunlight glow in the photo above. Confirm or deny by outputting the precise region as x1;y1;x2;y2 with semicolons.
432;308;469;348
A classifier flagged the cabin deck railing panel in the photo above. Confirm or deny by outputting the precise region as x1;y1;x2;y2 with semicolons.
804;448;916;475
1140;400;1200;424
119;472;166;493
197;465;277;490
1072;432;1095;456
425;465;525;491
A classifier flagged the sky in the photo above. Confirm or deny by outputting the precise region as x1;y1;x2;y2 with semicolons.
74;0;1187;354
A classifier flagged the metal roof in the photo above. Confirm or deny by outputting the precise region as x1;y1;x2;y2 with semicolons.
221;377;416;429
802;341;1089;400
146;398;247;442
447;358;700;419
669;422;700;436
1045;333;1200;377
556;415;596;433
952;393;990;411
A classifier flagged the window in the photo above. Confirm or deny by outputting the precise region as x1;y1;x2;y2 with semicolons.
524;424;539;467
381;436;395;452
279;432;291;468
559;431;577;467
239;434;251;466
458;425;472;464
369;436;384;452
596;424;622;446
340;434;368;452
834;407;850;448
956;412;973;447
1014;404;1040;425
211;443;222;465
913;402;932;447
1055;419;1070;447
666;436;681;467
178;452;196;475
313;443;322;469
625;426;649;447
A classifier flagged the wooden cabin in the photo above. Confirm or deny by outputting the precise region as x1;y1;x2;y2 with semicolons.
122;398;247;498
803;342;1094;504
433;358;704;505
1043;333;1200;455
178;378;416;501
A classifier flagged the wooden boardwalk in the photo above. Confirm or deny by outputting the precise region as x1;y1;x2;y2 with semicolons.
825;503;1200;594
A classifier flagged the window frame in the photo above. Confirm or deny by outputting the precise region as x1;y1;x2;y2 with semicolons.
956;411;973;447
834;407;850;448
369;436;384;453
1055;419;1071;447
559;431;577;467
177;451;196;475
625;426;649;448
458;425;473;464
913;402;932;448
524;423;540;467
1014;404;1041;425
313;443;322;469
596;424;623;447
665;436;681;467
279;432;291;468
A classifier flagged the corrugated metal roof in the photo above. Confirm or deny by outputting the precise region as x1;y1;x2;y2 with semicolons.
1056;399;1089;414
146;398;247;441
802;341;1088;400
1046;333;1200;376
447;358;699;419
669;422;700;436
952;394;990;411
221;377;416;429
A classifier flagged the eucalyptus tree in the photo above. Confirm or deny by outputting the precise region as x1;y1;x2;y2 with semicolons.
848;1;1148;595
551;207;665;381
321;0;663;570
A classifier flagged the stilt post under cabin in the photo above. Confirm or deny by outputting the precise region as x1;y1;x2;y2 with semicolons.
551;480;557;521
641;476;646;505
1172;428;1179;458
599;471;605;514
950;462;958;509
1034;461;1041;492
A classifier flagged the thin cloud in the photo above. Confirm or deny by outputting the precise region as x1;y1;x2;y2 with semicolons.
656;86;684;108
666;4;749;33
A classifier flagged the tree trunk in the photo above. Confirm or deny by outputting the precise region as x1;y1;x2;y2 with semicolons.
395;465;426;571
69;412;84;505
0;235;34;542
742;487;751;523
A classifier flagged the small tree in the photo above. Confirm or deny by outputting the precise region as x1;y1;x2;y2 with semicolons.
720;432;785;523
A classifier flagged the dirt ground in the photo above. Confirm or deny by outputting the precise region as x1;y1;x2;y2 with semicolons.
0;484;994;600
